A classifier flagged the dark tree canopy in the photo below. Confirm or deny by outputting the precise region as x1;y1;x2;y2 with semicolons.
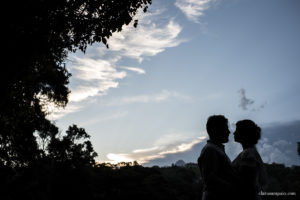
48;125;98;167
1;0;151;167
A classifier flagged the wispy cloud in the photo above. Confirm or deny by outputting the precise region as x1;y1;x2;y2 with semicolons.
47;8;184;119
238;88;254;110
104;121;300;166
104;134;207;164
46;57;127;120
69;57;127;102
104;90;191;106
108;19;183;62
238;88;266;111
175;0;217;23
45;103;83;121
121;66;146;74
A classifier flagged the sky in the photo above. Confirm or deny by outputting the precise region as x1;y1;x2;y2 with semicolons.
49;0;300;166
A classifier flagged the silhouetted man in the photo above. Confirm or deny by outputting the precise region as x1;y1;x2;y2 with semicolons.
198;115;238;200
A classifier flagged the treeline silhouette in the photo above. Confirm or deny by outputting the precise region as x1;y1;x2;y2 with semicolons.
1;160;299;200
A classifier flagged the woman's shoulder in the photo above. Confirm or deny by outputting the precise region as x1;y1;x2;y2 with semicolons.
240;147;264;164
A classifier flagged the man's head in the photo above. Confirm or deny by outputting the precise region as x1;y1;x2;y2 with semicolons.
206;115;230;143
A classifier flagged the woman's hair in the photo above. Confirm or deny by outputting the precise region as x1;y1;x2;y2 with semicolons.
235;119;261;145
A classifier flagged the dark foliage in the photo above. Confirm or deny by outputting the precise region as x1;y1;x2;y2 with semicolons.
262;163;300;200
1;161;299;200
1;0;151;167
47;124;98;167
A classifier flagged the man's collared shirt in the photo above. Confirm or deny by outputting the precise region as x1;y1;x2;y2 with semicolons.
198;140;238;200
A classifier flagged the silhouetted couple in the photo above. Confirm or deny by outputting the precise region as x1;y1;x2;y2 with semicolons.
198;115;267;200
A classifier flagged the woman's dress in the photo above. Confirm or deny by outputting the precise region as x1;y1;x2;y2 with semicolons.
232;147;267;200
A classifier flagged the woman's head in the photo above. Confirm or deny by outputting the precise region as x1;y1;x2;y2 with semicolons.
234;119;261;145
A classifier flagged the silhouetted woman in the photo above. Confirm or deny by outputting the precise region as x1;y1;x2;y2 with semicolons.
232;120;267;200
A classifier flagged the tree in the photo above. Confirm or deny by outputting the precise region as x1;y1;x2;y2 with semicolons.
175;160;186;167
48;125;98;167
1;0;151;167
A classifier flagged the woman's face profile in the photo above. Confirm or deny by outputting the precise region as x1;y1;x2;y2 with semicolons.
233;126;242;143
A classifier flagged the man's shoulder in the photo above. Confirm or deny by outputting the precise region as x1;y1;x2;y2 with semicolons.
201;142;214;151
200;142;222;156
203;141;223;151
198;141;231;167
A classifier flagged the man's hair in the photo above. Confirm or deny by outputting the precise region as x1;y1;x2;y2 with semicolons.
236;119;261;145
206;115;228;138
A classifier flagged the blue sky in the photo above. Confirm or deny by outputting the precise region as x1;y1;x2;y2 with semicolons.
48;0;300;166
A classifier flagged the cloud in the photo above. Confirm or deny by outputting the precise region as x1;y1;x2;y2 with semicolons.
46;8;184;119
175;0;217;23
121;66;146;74
104;90;191;106
46;57;127;120
45;103;82;121
257;138;292;164
103;133;207;164
69;57;127;103
107;12;183;62
98;8;185;62
255;121;300;166
238;88;254;110
237;88;267;112
72;58;126;82
112;120;300;167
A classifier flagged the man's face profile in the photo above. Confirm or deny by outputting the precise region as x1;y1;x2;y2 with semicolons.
212;122;230;144
206;115;230;144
